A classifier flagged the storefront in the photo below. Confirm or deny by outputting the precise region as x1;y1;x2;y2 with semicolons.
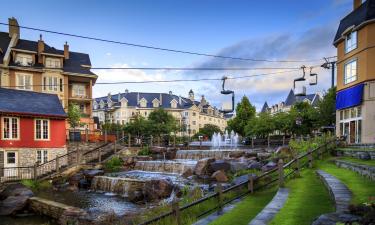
338;106;362;143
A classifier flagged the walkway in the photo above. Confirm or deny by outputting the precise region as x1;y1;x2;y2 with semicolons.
316;170;352;213
193;199;242;225
248;188;289;225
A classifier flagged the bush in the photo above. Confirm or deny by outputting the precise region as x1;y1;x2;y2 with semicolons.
138;146;152;156
21;179;52;192
104;156;123;172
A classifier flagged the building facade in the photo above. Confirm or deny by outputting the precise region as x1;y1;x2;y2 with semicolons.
0;88;67;179
93;89;227;135
334;0;375;143
0;18;98;130
261;89;321;114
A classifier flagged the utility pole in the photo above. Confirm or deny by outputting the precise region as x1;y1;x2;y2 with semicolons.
321;58;336;89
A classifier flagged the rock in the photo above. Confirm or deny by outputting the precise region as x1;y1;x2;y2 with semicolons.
312;212;361;225
247;161;262;170
83;170;104;183
144;179;174;201
182;168;194;178
0;183;34;200
275;146;292;155
257;152;272;160
244;152;258;158
0;195;30;215
209;160;231;172
261;161;277;172
67;185;79;192
229;161;248;172
127;191;144;203
151;146;167;153
194;158;215;176
358;152;370;160
211;170;228;182
69;173;84;187
59;207;88;225
229;151;245;158
232;174;257;185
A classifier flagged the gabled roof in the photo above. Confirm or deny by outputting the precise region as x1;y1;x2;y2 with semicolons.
0;88;66;118
334;0;375;44
284;89;296;106
0;31;96;76
261;102;269;113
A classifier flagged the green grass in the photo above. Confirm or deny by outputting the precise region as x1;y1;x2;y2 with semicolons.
337;157;375;166
269;169;334;225
208;187;277;225
317;159;375;204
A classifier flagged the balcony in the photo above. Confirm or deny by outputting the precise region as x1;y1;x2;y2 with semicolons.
68;94;92;102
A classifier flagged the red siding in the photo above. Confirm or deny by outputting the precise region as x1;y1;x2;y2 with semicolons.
0;117;66;148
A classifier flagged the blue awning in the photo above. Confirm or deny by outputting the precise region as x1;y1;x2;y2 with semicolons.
336;83;364;110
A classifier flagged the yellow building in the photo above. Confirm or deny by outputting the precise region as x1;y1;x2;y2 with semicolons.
93;89;227;136
334;0;375;143
0;18;98;130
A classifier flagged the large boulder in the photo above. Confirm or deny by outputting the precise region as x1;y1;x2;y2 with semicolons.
229;151;245;158
194;158;215;176
69;173;84;187
181;168;194;178
209;160;231;172
247;160;262;170
244;152;258;158
211;170;228;182
275;146;292;155
83;169;104;182
0;183;34;216
232;174;257;186
144;178;174;201
59;207;88;225
229;161;248;172
261;161;277;172
312;212;361;225
0;183;34;200
257;152;272;160
358;152;371;160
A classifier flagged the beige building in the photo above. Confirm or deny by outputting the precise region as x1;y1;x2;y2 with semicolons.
0;18;98;130
93;89;227;136
334;0;375;143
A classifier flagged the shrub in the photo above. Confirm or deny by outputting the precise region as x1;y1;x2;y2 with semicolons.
21;179;52;192
138;146;152;156
104;156;123;172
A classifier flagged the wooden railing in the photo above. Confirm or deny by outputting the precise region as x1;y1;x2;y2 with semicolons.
138;137;339;225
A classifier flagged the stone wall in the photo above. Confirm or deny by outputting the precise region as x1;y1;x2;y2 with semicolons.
335;160;375;181
67;142;103;153
336;149;375;160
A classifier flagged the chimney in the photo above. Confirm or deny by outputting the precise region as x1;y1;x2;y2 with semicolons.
118;92;121;101
159;93;163;105
38;34;44;64
8;17;20;39
169;91;172;95
354;0;362;10
125;89;129;94
64;42;69;59
179;95;182;105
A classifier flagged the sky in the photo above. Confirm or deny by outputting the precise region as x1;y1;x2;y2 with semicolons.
0;0;354;111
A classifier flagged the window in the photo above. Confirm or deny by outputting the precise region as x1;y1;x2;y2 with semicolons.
43;76;59;92
7;152;16;164
60;78;63;92
45;58;61;68
16;73;32;90
2;117;19;140
192;121;196;125
171;101;177;108
153;101;159;108
72;84;86;97
345;31;357;53
15;54;32;66
184;112;189;117
35;119;49;140
36;150;48;164
344;60;357;84
193;112;196;116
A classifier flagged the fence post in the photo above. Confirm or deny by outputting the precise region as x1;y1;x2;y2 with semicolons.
248;174;254;194
251;137;254;149
295;157;300;177
55;156;60;173
172;199;181;225
318;147;323;160
173;135;176;148
114;140;117;154
33;163;38;181
128;134;131;148
308;150;313;168
216;182;223;215
76;147;80;165
150;136;153;147
282;135;285;145
267;135;270;148
199;139;202;149
98;148;102;163
85;128;89;143
122;130;125;143
278;159;284;188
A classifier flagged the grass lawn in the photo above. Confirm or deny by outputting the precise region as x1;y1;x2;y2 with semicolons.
318;159;375;204
269;169;334;225
337;157;375;167
208;187;277;225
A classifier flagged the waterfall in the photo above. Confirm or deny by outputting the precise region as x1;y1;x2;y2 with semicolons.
91;176;145;196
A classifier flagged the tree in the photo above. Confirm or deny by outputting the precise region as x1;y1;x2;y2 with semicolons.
123;115;150;137
289;102;319;136
67;103;81;129
317;87;336;127
227;96;256;136
195;124;221;139
273;112;294;135
148;108;178;138
245;112;275;138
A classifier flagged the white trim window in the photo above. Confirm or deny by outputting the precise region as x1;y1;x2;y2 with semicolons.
35;119;49;140
36;150;48;165
72;84;86;97
2;117;19;140
345;31;357;53
15;53;33;66
344;59;357;84
43;76;59;92
45;58;61;68
16;73;33;90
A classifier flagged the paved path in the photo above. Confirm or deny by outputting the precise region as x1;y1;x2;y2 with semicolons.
193;199;242;225
248;188;289;225
316;170;352;213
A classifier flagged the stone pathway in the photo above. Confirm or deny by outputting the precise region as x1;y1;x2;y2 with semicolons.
316;170;352;213
248;188;289;225
193;199;242;225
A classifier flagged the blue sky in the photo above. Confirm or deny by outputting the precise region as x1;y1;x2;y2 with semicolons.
1;0;353;111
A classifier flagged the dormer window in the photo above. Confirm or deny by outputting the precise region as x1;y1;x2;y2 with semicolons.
140;98;147;108
345;31;357;53
152;99;160;108
15;54;32;66
100;101;105;109
45;57;61;68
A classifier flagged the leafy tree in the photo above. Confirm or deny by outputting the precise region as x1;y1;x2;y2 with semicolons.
194;124;221;139
123;115;150;137
317;87;336;127
245;112;275;138
273;112;294;135
289;102;319;136
227;96;256;136
101;123;123;134
67;103;81;129
148;108;178;138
